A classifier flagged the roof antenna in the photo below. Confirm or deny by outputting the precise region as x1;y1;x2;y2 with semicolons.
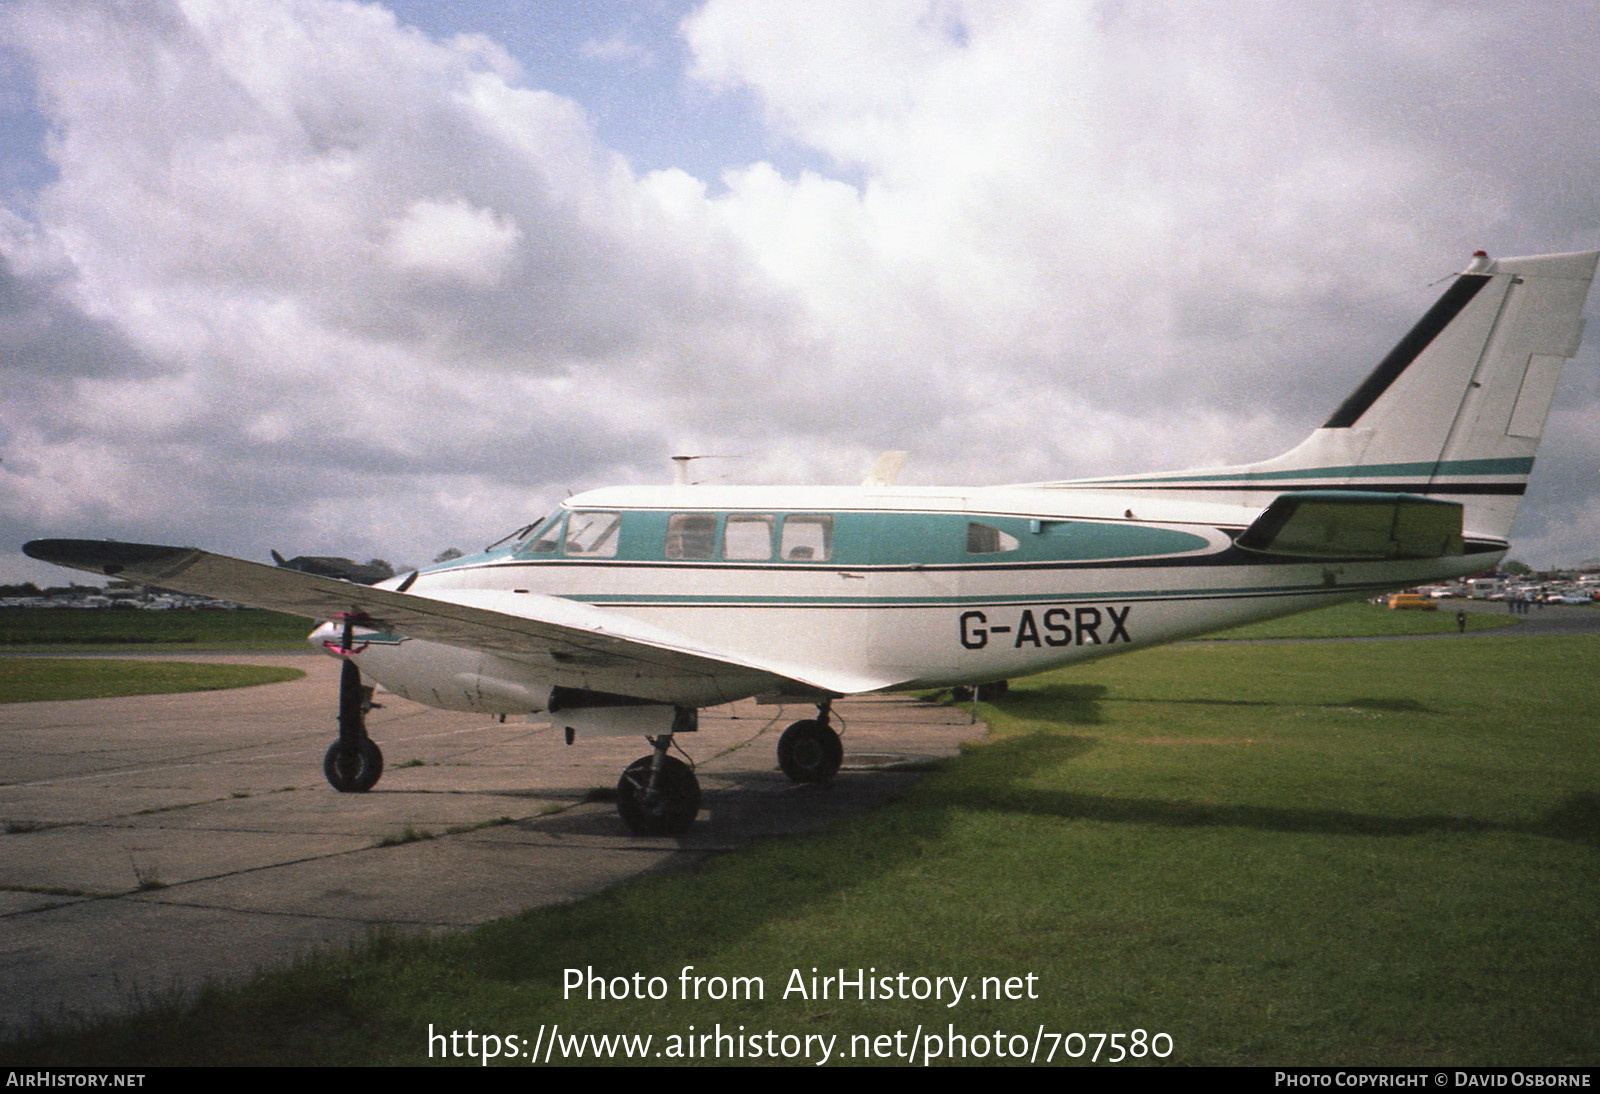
669;454;743;486
862;451;908;487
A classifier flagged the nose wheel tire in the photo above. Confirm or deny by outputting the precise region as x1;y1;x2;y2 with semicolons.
777;719;843;783
324;737;384;793
617;754;701;835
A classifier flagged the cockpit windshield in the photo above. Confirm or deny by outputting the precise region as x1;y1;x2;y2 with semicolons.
485;513;557;553
517;512;565;554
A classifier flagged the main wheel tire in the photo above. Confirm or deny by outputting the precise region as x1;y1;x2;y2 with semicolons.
324;737;383;792
777;719;843;784
616;755;701;835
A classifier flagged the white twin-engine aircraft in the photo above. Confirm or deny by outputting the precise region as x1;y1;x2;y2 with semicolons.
26;248;1599;835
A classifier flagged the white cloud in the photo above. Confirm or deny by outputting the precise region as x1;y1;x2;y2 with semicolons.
2;0;1598;580
384;197;523;286
681;0;1600;544
581;30;654;69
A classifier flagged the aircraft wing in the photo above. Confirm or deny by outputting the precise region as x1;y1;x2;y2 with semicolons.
21;539;903;704
1234;491;1465;560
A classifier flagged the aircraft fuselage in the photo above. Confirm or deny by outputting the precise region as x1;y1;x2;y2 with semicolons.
316;482;1497;717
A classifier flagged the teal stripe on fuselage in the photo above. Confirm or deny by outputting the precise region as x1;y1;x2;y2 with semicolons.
568;580;1409;609
1075;456;1535;488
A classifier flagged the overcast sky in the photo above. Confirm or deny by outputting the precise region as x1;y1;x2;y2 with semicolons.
4;0;1600;585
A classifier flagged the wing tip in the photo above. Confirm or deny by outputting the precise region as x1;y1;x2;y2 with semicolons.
23;538;197;576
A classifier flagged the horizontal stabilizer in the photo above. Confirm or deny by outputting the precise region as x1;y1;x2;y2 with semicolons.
1234;492;1464;561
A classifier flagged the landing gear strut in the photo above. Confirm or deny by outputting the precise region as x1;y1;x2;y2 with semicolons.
778;699;843;784
323;615;383;792
616;709;701;835
951;679;1009;702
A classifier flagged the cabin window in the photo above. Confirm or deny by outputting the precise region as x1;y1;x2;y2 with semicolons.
780;514;833;561
723;514;775;560
967;522;1020;554
563;511;621;557
666;513;718;559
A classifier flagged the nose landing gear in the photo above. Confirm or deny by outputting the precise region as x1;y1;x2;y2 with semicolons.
323;615;383;793
616;708;701;835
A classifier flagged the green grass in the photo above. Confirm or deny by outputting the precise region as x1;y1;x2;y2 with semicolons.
1208;600;1515;640
376;825;436;848
4;633;1595;1066
0;607;315;651
0;658;304;703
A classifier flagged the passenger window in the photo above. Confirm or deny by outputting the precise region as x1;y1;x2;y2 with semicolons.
723;514;774;560
967;522;1020;554
666;513;718;559
564;511;621;557
780;515;833;561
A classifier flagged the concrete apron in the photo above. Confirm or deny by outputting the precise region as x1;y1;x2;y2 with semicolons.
0;652;983;1035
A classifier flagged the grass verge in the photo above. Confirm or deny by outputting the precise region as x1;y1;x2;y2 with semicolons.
1207;600;1516;640
0;659;304;703
4;635;1596;1066
0;608;314;651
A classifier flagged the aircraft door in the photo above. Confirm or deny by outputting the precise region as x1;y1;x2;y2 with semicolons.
861;499;967;676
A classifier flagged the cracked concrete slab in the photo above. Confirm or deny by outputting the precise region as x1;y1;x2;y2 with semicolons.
0;651;982;1035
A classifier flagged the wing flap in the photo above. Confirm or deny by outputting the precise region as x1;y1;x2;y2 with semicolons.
22;539;903;702
1234;492;1465;560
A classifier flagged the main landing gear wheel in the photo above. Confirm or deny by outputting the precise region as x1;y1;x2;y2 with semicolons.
324;642;383;792
778;719;843;784
617;754;701;836
324;737;383;793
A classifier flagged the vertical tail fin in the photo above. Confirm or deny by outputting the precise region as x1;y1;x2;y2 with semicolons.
1281;249;1597;539
1045;249;1598;542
